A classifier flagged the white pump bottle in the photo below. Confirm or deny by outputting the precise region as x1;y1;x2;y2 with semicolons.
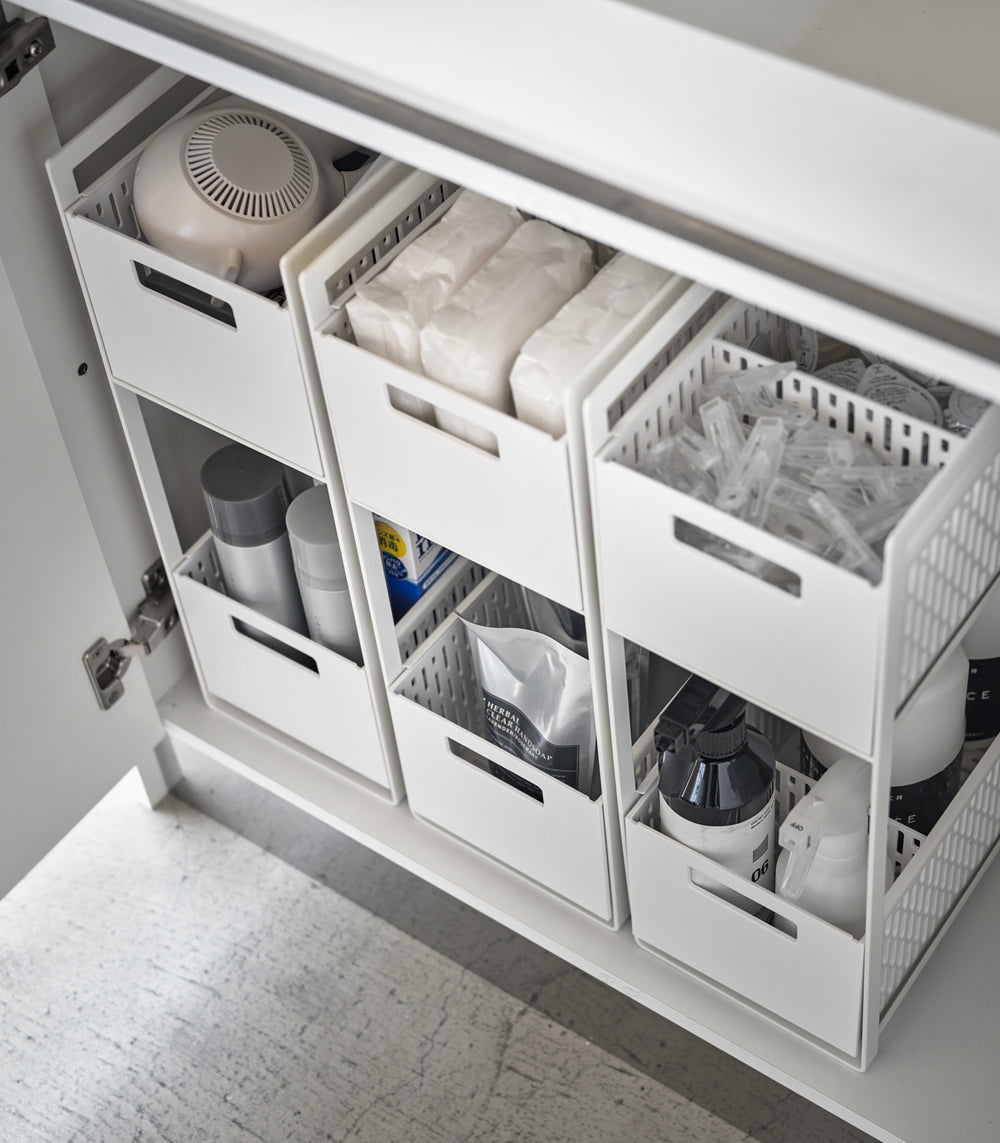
776;757;893;939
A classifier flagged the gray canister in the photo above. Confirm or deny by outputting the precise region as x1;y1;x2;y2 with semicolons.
286;485;362;663
200;444;307;634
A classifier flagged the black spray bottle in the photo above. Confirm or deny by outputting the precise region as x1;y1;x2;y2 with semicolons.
655;676;776;915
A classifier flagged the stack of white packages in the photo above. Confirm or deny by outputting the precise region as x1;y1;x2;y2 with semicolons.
345;189;522;419
509;253;674;438
419;219;595;449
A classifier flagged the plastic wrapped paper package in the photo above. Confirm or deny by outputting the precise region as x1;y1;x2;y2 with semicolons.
509;253;673;437
420;219;595;449
345;189;522;419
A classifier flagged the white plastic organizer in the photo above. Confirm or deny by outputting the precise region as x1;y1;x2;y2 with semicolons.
174;531;388;786
390;572;614;921
295;161;693;611
46;68;365;474
582;298;1000;1066
591;299;1000;758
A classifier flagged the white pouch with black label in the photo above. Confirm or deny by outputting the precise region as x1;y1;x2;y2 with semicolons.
462;618;596;796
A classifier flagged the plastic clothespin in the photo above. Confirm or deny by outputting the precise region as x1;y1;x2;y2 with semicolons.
674;424;721;477
808;490;884;584
850;499;910;546
700;396;747;482
778;757;871;901
763;477;832;554
811;465;936;505
701;363;807;429
715;415;786;524
783;434;859;476
641;437;716;502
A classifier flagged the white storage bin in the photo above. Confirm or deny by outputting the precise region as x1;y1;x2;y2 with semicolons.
47;68;365;474
390;572;614;921
111;387;402;802
171;521;487;798
628;749;870;1057
174;532;389;787
294;161;693;611
591;298;1000;757
625;712;1000;1061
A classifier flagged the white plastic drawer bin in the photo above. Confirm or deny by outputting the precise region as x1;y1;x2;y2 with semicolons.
627;754;873;1057
390;573;614;922
626;727;1000;1062
592;299;1000;757
47;68;365;474
174;533;391;789
295;162;693;611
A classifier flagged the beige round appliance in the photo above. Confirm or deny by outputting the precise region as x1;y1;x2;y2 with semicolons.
133;105;336;293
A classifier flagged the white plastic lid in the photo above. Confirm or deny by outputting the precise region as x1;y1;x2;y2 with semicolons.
946;387;990;434
200;443;289;547
857;364;943;426
815;357;866;392
285;486;347;587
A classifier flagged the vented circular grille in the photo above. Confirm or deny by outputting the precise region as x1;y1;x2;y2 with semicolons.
184;111;314;220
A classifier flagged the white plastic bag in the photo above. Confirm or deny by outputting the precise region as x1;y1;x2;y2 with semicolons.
510;253;673;437
420;219;594;448
462;617;595;795
345;189;522;418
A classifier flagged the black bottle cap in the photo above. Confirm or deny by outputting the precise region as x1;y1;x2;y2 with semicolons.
200;444;289;548
654;675;747;759
694;707;748;759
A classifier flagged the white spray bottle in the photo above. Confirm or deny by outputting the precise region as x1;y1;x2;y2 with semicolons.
776;757;892;939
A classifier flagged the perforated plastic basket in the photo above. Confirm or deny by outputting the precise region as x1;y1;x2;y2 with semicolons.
626;714;1000;1062
625;722;925;1058
172;526;487;797
389;572;616;921
592;298;1000;758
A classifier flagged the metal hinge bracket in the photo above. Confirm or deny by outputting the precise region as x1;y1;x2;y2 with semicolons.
0;5;54;98
83;559;179;711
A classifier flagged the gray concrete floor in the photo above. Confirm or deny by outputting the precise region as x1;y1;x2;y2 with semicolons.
0;758;874;1142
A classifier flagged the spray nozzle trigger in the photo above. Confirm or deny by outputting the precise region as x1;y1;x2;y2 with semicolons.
653;675;745;759
778;757;871;901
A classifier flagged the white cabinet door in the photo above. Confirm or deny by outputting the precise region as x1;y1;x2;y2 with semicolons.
0;251;164;898
0;54;168;898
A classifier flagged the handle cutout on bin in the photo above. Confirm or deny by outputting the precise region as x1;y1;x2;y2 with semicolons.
674;518;802;598
389;386;500;458
433;411;500;457
688;868;795;935
386;383;437;425
232;617;318;672
134;262;237;327
447;738;544;803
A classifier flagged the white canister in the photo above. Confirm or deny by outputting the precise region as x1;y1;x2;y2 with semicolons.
890;644;967;832
801;644;967;835
963;579;1000;742
286;485;362;663
200;444;306;634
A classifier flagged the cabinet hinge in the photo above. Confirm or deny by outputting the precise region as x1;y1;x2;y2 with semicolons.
83;559;179;711
0;5;54;98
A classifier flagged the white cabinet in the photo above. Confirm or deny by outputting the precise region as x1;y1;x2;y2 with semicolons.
8;3;1000;1140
